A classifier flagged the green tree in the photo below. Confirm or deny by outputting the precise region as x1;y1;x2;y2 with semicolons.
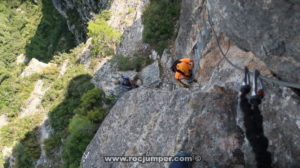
142;0;181;54
87;10;121;57
110;53;153;71
62;116;94;168
13;128;41;168
74;88;107;122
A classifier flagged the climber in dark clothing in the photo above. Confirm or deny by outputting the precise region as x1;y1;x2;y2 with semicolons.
115;76;138;91
169;151;193;168
240;68;272;168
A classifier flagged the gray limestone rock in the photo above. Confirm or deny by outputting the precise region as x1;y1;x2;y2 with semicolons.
92;62;137;97
84;0;300;168
207;0;300;83
82;88;244;168
139;61;161;87
111;0;149;56
175;0;205;59
20;58;56;78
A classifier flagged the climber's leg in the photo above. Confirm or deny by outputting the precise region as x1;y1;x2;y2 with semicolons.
248;70;272;168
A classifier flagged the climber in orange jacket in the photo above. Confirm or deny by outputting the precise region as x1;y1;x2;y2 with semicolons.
171;58;196;88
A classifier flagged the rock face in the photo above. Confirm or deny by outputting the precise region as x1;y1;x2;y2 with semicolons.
92;0;151;95
139;61;161;87
108;0;149;56
197;35;300;167
82;88;244;168
52;0;149;48
92;61;138;96
174;0;204;59
52;0;109;42
179;0;300;167
246;85;300;168
84;0;300;167
16;54;27;64
19;80;46;118
20;58;55;78
207;0;300;84
35;119;53;168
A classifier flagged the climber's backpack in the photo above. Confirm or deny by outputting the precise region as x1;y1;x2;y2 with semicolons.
170;59;189;77
171;59;181;72
121;76;132;87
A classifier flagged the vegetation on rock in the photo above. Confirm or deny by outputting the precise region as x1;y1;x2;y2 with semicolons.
0;0;75;119
87;10;121;57
0;0;149;168
111;53;153;71
142;0;181;55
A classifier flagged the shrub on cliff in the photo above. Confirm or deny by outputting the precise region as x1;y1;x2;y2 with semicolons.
62;88;111;168
111;53;153;71
142;0;181;55
87;10;121;57
12;128;41;168
62;116;94;168
74;88;107;122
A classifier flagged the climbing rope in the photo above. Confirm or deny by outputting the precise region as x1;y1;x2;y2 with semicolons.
205;6;300;90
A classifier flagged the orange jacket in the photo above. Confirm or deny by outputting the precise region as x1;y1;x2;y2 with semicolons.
175;58;194;80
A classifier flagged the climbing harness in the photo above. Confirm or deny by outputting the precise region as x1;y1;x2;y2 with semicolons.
206;6;300;90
